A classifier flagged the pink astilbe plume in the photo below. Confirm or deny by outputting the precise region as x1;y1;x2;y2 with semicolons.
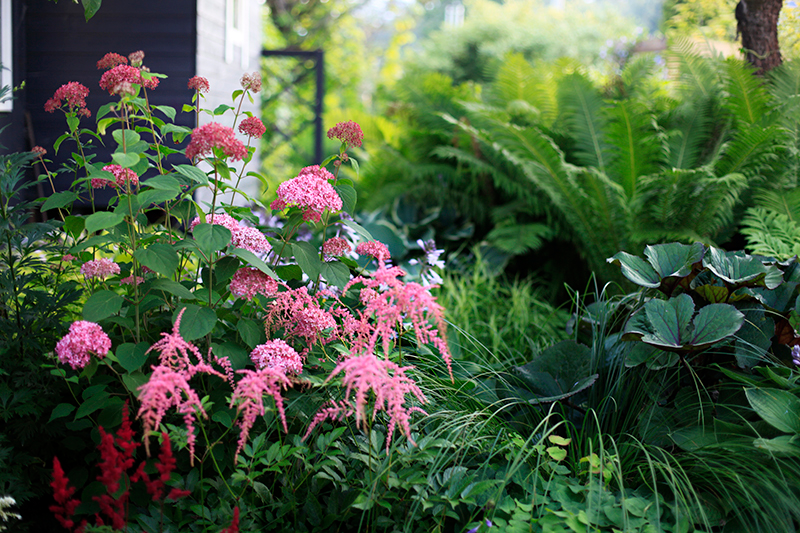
304;354;427;452
136;365;207;461
147;308;230;379
342;263;453;379
229;368;291;461
265;286;337;354
221;507;240;533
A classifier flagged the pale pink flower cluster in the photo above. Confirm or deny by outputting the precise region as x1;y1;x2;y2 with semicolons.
120;275;144;286
189;213;271;254
265;286;337;354
250;340;303;374
102;164;139;189
97;52;128;70
327;120;364;147
342;263;452;379
99;64;159;95
185;122;248;161
44;82;91;117
322;237;351;258
270;166;343;222
356;241;390;261
55;321;112;370
128;50;145;67
304;353;426;452
80;258;121;280
188;76;210;93
229;267;278;301
238;116;266;139
229;368;290;461
240;72;262;93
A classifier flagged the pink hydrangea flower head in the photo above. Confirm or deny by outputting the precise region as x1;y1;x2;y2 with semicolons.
55;320;112;369
128;50;145;67
189;212;241;233
270;166;342;222
240;72;262;93
80;257;121;280
250;340;303;374
97;52;128;70
185;122;248;161
120;274;144;286
323;237;351;258
238;116;266;139
327;120;364;147
32;146;47;157
62;254;76;261
99;64;158;95
102;164;139;189
188;75;210;93
230;367;291;461
91;177;115;189
229;267;278;301
44;82;91;117
231;226;271;254
356;241;390;261
304;354;426;452
136;365;206;462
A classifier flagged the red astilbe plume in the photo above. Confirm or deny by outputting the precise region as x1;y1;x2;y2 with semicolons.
136;365;207;462
220;506;240;533
131;432;191;502
229;368;291;461
342;262;453;379
93;427;129;531
304;354;427;452
50;457;81;531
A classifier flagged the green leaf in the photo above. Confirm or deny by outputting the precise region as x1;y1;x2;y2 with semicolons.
112;129;141;147
321;261;351;288
341;219;374;241
513;340;599;403
81;0;101;20
704;247;781;288
63;216;85;238
213;104;234;115
149;278;195;300
350;156;360;177
143;175;181;192
546;446;567;461
641;294;695;349
334;184;357;214
76;389;110;419
116;342;150;373
83;290;123;321
174;164;209;185
134;243;179;277
745;388;800;433
137;189;179;207
41;191;79;212
292;241;322;280
122;371;148;397
174;305;217;341
230;248;278;279
111;152;141;168
753;435;800;456
607;253;660;288
85;211;124;234
153;105;176;121
49;403;76;423
689;303;746;346
237;319;265;348
194;224;232;257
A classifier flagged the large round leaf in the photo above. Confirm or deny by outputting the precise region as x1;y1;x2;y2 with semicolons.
134;243;179;277
83;290;124;322
194;224;231;258
174;304;217;341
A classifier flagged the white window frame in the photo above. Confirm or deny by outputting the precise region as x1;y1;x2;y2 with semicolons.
225;0;250;69
0;0;13;112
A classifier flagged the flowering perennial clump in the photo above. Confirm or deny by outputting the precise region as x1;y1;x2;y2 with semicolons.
265;286;338;353
250;340;303;374
230;267;278;301
327;120;364;147
304;353;427;451
185;122;248;161
270;165;343;222
55;321;112;369
80;257;120;280
44;82;91;117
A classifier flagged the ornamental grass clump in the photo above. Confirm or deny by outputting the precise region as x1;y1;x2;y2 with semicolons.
37;51;454;531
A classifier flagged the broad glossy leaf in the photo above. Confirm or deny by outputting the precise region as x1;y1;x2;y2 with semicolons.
142;175;181;192
149;278;195;300
237;319;265;349
623;341;679;369
334;184;357;214
230;248;277;279
175;164;209;185
111;152;140;168
641;294;695;349
514;340;598;403
689;303;745;346
293;241;322;280
41;191;79;212
134;243;179;278
116;342;150;373
85;211;124;234
194;224;231;258
704;247;782;288
321;261;351;288
745;388;800;433
644;242;705;279
753;435;800;456
607;251;660;288
174;305;217;341
83;290;123;321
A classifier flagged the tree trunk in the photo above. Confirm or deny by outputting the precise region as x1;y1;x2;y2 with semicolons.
737;0;783;75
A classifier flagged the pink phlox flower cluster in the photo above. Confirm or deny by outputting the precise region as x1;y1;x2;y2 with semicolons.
80;257;121;280
323;236;351;259
240;72;262;93
356;241;390;261
230;267;278;301
238;116;266;138
55;320;112;370
185;122;248;161
102;164;140;189
147;308;229;380
99;64;159;95
250;340;303;374
188;76;210;93
307;354;427;452
265;286;338;354
120;274;144;286
229;367;291;461
97;52;128;70
343;263;453;379
231;225;271;254
44;82;91;117
327;120;364;148
136;365;206;462
270;166;343;222
128;50;145;67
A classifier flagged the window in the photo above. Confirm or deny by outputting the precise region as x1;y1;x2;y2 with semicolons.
0;0;12;112
225;0;249;68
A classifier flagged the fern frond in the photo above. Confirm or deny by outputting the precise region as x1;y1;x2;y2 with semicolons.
664;96;715;169
557;72;611;172
668;40;721;100
490;53;557;124
752;188;800;222
604;99;662;198
714;124;784;179
741;207;800;259
722;57;772;127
